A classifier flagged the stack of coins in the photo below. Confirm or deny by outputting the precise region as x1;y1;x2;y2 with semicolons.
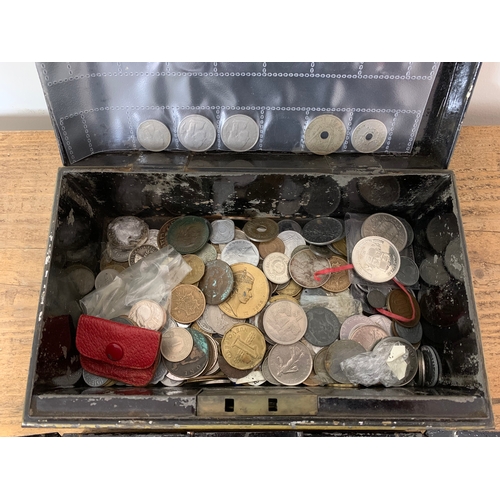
77;213;442;389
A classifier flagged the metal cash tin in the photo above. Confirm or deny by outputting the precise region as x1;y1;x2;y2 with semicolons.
23;62;493;432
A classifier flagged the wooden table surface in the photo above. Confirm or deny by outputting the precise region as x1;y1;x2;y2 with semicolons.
1;128;499;436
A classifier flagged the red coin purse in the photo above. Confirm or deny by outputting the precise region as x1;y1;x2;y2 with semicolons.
76;314;161;386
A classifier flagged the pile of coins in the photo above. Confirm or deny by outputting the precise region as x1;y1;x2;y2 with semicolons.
79;211;444;388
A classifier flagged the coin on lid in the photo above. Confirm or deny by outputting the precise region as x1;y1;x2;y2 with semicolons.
351;236;400;283
167;216;210;254
243;218;279;243
210;219;235;244
137;119;171;151
181;254;206;285
289;248;330;289
302;217;344;245
178;115;216;152
198;259;234;305
128;244;158;266
221;114;260;152
220;239;260;266
268;342;313;386
304;114;346;155
262;252;290;285
361;213;407;252
128;299;166;331
221;324;266;370
219;263;268;319
321;255;350;293
351;119;387;153
304;307;341;347
164;328;209;379
161;327;194;362
171;284;206;324
107;216;149;250
263;300;307;345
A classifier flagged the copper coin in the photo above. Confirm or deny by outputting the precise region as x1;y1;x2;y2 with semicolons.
276;279;302;297
321;255;351;292
171;284;206;323
164;328;209;379
221;324;266;370
258;237;286;259
330;237;347;257
167;216;210;254
198;259;234;305
349;324;389;350
157;217;180;248
181;254;206;284
243;218;279;243
387;289;421;328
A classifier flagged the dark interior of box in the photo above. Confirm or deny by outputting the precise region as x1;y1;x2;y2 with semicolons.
25;160;492;428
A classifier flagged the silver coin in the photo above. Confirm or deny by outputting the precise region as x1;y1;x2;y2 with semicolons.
210;219;235;244
304;114;346;155
261;357;281;385
160;375;184;387
82;369;110;387
419;256;450;286
194;243;218;263
368;314;393;336
234;228;249;240
351;236;401;283
94;268;120;290
161;327;194;362
178;114;216;152
278;220;303;234
221;114;260;152
372;337;418;386
325;340;366;384
203;304;245;335
289;249;330;289
128;299;166;331
137;119;171;152
268;342;313;386
395;256;420;286
145;229;160;249
220;239;260;266
351;119;387;153
263;301;308;345
262;252;290;284
339;314;377;340
396;217;414;248
277;230;307;258
151;356;169;384
64;265;95;296
349;324;389;350
107;216;149;250
128;244;158;266
106;242;131;263
361;213;407;252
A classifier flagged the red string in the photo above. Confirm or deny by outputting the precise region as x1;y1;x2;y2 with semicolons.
313;265;416;323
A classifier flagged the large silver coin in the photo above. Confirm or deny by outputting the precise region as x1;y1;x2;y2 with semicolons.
268;342;313;386
351;119;387;153
220;239;260;266
107;216;149;250
277;230;307;258
351;236;400;283
289;249;330;289
262;252;290;284
361;213;407;252
263;301;308;345
372;337;418;386
137;119;171;152
94;268;120;290
339;314;377;340
210;219;235;244
178;115;216;152
261;357;281;385
304;115;346;155
221;114;260;152
202;304;245;335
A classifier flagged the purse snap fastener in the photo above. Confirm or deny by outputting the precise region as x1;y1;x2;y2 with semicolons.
106;343;124;361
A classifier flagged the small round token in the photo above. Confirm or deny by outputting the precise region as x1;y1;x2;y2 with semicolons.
95;268;119;290
221;324;266;370
324;340;366;383
171;284;206;323
243;218;279;243
304;114;346;155
167;216;210;254
198;259;234;305
351;119;387;153
262;252;290;285
263;300;308;345
220;239;260;266
367;289;386;309
161;327;194;362
181;254;206;284
128;299;166;331
304;307;341;346
419;256;450;286
128;244;158;266
361;213;407;252
268;342;313;385
289;249;330;289
302;217;344;245
177;115;216;152
258;237;286;259
395;256;420;287
137;119;171;151
321;255;351;293
221;114;260;152
107;216;149;250
210;219;235;244
351;236;400;283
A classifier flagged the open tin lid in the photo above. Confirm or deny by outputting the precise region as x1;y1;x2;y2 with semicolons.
36;62;480;169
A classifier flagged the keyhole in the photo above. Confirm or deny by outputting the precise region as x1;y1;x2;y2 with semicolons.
320;131;329;139
365;133;373;141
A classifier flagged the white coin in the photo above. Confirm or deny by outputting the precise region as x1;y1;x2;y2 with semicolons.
351;119;388;153
351;236;400;283
210;219;235;244
177;115;216;152
137;119;171;152
220;239;260;266
221;114;260;152
277;230;307;258
304;115;346;155
94;268;120;290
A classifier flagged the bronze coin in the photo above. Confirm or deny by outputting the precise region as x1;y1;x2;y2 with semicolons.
243;218;279;243
181;254;206;284
167;216;210;254
198;259;234;305
171;284;206;323
258;237;286;259
331;237;347;257
321;255;351;293
387;289;421;328
221;324;266;370
349;324;389;351
157;217;180;248
164;328;209;379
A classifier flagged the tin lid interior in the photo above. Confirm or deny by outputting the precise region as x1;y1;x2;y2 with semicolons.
36;62;480;169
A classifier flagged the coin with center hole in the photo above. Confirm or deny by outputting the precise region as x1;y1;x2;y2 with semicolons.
304;115;346;155
137;119;171;151
243;218;279;242
351;119;387;153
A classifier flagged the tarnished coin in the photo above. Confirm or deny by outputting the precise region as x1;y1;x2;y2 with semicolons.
210;219;235;244
393;321;423;345
157;217;180;249
351;119;387;153
171;284;206;323
426;213;459;254
261;357;281;385
221;324;266;370
258;237;286;259
220;239;260;266
330;237;347;257
234;228;248;240
361;213;407;252
397;217;414;248
277;230;307;258
164;328;209;379
358;177;401;208
278;220;303;234
167;216;210;254
268;342;313;385
262;252;290;284
178;114;216;152
395;256;420;287
137;119;171;151
94;268;119;290
221;114;260;152
181;254;206;284
145;229;160;249
387;289;421;328
151;356;169;385
128;299;166;331
198;259;234;305
65;265;95;296
444;237;465;281
128;244;158;266
243;218;279;243
349;324;389;350
107;216;149;250
367;289;386;309
289;249;330;288
313;347;337;385
421;345;442;387
217;353;253;379
419;256;450;286
324;340;366;383
291;244;310;258
106;242;131;263
194;243;218;264
368;314;393;336
310;244;334;259
321;255;351;292
276;279;302;297
161;327;194;362
351;236;400;283
201;333;220;375
340;314;377;340
304;114;346;155
202;304;245;335
304;307;341;346
219;263;268;319
302;217;344;245
263;300;308;345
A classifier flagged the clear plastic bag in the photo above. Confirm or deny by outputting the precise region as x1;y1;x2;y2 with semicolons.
80;245;191;319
